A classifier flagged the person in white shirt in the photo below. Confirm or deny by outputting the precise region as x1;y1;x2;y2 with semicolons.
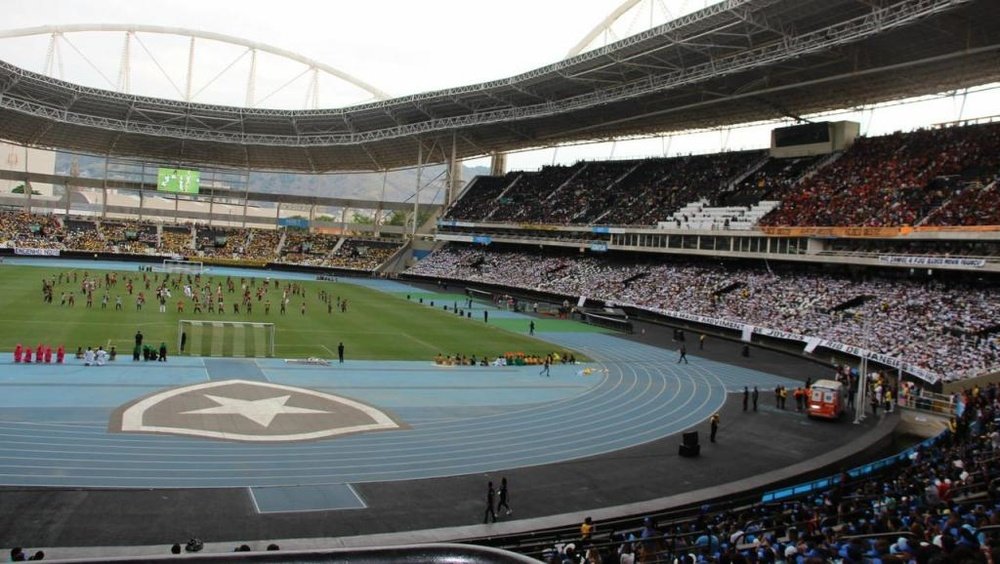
83;347;95;366
96;346;108;366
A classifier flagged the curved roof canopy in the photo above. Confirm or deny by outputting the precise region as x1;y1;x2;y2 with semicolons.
0;0;998;173
0;24;392;102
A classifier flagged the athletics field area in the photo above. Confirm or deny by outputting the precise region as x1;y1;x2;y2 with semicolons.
0;257;885;557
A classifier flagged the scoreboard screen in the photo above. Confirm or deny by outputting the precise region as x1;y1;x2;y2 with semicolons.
157;168;201;194
773;122;830;147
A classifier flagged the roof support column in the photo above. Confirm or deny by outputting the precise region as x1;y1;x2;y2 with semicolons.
374;170;387;238
242;168;250;228
412;142;423;238
489;152;506;177
131;161;137;221
22;146;32;213
445;132;460;206
208;179;214;228
64;180;71;217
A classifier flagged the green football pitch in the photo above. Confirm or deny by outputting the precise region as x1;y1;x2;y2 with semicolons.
0;265;591;361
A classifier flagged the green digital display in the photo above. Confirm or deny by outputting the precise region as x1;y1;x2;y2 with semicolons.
157;168;201;194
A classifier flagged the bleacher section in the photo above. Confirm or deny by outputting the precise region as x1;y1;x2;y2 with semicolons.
279;230;341;266
494;395;996;563
760;121;1000;227
445;151;768;227
197;227;247;258
60;218;104;251
159;226;192;254
442;121;1000;229
716;154;827;207
444;172;519;221
487;163;584;223
0;214;402;272
332;238;402;271
408;245;1000;382
101;221;156;254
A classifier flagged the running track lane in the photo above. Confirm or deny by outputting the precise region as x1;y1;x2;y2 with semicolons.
0;333;797;488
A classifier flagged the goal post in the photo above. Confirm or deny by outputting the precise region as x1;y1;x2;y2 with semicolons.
162;259;205;275
178;320;275;358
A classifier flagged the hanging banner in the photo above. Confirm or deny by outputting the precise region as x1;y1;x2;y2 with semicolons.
14;247;60;256
759;226;910;238
277;217;309;229
804;337;822;354
878;255;986;268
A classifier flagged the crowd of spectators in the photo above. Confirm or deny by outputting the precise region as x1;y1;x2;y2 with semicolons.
158;227;192;255
717;154;826;208
197;227;248;258
923;181;1000;227
0;212;401;270
549;160;640;224
407;246;1000;381
534;383;1000;563
278;230;340;265
442;121;1000;230
322;238;400;270
600;151;765;226
486;163;585;223
60;218;105;252
761;122;1000;227
101;221;157;254
0;211;63;249
444;152;766;227
445;172;520;221
241;229;281;262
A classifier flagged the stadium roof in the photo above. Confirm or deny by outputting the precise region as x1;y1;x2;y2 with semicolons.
0;0;998;173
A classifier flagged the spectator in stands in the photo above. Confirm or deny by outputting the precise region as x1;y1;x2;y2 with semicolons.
580;516;595;543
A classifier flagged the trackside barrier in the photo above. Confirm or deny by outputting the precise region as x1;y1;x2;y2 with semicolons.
761;431;943;503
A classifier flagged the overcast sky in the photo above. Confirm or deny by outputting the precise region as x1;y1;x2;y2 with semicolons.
0;0;997;171
0;0;669;100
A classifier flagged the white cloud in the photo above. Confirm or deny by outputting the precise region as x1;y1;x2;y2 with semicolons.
0;0;620;100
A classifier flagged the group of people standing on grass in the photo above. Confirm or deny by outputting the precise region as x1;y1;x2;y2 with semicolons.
38;270;286;318
132;330;167;362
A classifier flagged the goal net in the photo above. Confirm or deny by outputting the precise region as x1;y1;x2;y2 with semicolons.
162;259;205;275
178;320;275;358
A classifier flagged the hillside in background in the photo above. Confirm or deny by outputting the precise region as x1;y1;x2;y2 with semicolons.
55;153;489;203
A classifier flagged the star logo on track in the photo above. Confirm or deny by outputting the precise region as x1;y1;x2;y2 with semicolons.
109;379;404;442
182;394;331;427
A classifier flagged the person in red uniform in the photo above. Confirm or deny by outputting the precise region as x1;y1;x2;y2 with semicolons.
36;344;44;362
56;345;65;363
23;346;32;363
44;346;53;363
14;343;22;363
